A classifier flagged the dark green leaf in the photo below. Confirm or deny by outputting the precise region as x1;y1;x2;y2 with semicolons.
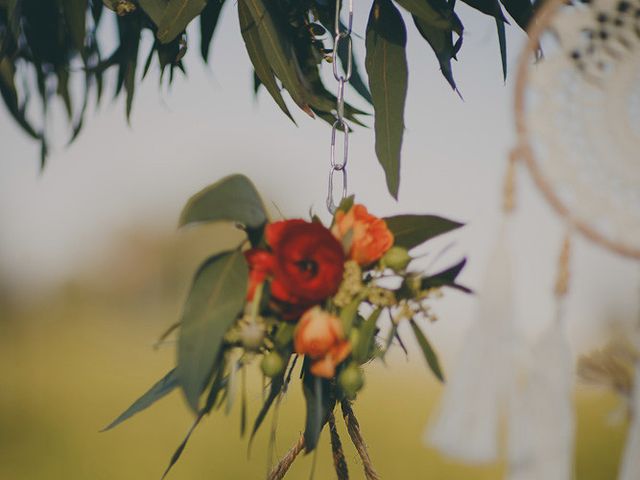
302;368;335;452
200;0;225;61
138;0;167;26
238;0;294;122
499;0;533;31
420;257;471;293
177;249;248;412
384;214;463;249
6;0;21;39
179;173;268;230
56;66;73;120
61;0;87;52
353;308;382;363
102;369;178;431
240;0;313;115
496;15;507;80
394;0;454;31
365;0;408;199
412;14;461;92
249;368;285;446
409;319;444;381
0;58;40;139
161;415;203;479
461;0;507;20
458;0;509;79
157;0;207;44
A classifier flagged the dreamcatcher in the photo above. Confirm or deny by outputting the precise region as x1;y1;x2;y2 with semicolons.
428;0;640;478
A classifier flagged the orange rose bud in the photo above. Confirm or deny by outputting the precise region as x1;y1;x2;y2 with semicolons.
294;307;351;379
332;204;394;266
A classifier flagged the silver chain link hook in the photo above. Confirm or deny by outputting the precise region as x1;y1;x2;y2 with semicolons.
326;0;354;214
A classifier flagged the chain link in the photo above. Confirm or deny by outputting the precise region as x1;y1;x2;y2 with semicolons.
326;0;354;214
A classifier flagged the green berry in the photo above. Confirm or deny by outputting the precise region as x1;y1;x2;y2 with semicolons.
381;246;411;272
261;352;285;378
338;364;364;399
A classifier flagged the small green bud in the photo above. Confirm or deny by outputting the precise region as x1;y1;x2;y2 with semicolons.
381;246;411;271
338;364;365;399
261;352;285;378
240;322;265;351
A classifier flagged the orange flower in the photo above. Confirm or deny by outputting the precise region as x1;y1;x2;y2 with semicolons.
294;307;351;378
332;204;394;266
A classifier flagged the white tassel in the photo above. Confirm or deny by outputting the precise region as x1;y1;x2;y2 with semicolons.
619;362;640;480
507;315;575;480
426;223;518;463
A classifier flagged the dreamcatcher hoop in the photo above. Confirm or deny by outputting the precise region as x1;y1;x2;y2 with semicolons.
514;0;640;259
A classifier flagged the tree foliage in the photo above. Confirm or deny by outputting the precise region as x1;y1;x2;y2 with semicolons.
0;0;533;196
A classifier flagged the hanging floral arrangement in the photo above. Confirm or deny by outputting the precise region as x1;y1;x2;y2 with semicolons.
103;174;468;478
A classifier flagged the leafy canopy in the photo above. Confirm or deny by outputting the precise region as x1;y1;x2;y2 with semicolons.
0;0;533;197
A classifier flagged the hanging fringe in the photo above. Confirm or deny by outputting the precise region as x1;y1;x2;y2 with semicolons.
619;362;640;480
507;311;575;480
427;222;518;462
507;232;575;480
427;155;520;463
619;265;640;480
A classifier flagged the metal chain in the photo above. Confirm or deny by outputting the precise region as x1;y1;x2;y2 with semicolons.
326;0;354;214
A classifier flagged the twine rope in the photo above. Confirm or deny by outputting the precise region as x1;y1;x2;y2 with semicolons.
266;434;305;480
329;411;350;480
341;399;380;480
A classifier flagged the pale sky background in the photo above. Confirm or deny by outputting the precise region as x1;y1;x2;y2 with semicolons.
0;3;637;359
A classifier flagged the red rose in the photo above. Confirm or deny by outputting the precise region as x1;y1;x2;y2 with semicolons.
244;220;345;312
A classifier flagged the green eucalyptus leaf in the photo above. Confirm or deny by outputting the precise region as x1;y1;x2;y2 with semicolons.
384;214;463;249
56;66;73;120
499;0;534;31
409;318;444;382
302;369;335;452
102;369;178;431
365;0;408;200
0;58;40;139
461;0;507;20
179;174;268;230
240;0;313;116
413;14;461;92
238;0;294;123
6;0;21;39
157;0;206;44
138;0;167;26
177;249;248;412
496;15;507;80
458;0;509;79
61;0;87;52
200;0;225;61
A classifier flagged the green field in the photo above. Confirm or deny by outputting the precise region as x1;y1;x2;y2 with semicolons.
0;298;627;480
0;229;628;479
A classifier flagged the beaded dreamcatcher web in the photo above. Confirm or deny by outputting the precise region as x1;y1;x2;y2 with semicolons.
514;0;640;259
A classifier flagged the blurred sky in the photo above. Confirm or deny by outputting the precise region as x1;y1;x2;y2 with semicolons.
0;3;638;358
